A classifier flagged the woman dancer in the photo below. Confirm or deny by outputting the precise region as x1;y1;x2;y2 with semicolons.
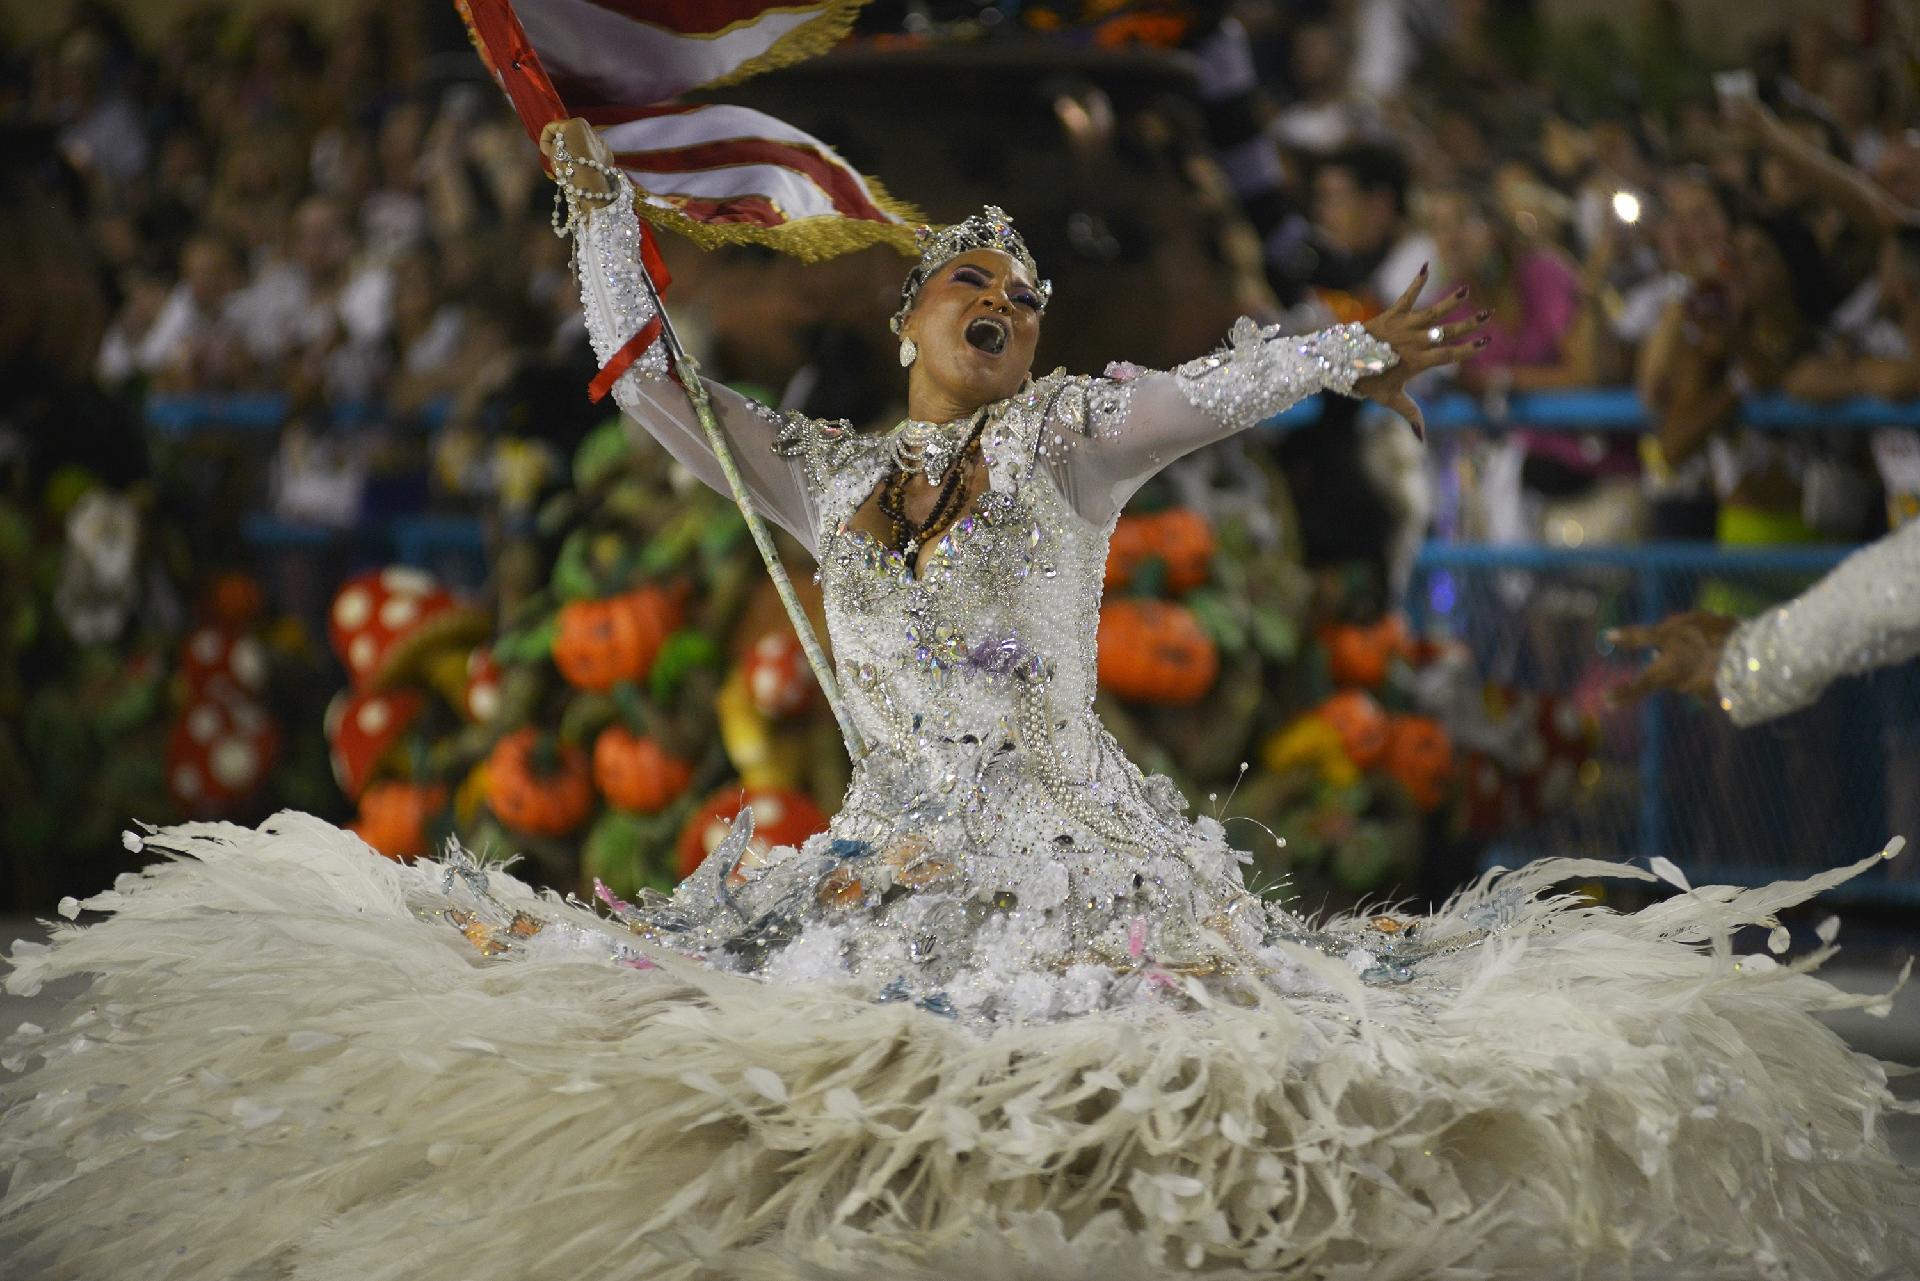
1;118;1913;1281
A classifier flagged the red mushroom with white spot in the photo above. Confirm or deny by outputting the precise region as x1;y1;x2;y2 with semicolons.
1530;694;1596;815
675;787;829;882
325;686;428;801
178;625;269;703
462;647;503;724
166;693;281;818
742;630;816;719
327;567;488;705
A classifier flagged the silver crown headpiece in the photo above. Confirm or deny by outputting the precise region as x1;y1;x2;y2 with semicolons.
890;206;1051;334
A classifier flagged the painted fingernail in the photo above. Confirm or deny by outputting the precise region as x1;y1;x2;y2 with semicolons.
1454;286;1470;299
1419;261;1430;275
1475;309;1492;321
1473;335;1493;348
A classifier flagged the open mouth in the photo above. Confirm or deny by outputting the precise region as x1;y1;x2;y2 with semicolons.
964;316;1009;356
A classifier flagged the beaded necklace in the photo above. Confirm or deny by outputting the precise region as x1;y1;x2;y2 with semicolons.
876;413;988;570
888;407;987;478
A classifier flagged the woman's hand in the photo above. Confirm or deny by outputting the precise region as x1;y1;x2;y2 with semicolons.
1608;611;1741;706
1356;266;1491;439
538;117;618;203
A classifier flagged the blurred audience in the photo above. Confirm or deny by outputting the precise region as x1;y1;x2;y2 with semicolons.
5;0;1919;549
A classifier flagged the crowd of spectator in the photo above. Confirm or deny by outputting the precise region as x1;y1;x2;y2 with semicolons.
9;3;595;529
1185;2;1920;566
6;0;1920;555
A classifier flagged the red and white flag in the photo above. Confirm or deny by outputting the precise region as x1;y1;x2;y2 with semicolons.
518;0;865;106
590;103;918;258
457;0;921;261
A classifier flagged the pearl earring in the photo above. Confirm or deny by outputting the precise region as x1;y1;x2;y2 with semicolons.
899;336;918;368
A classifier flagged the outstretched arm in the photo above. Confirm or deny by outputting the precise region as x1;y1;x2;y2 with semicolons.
551;119;819;554
1613;520;1920;725
1729;98;1914;239
1045;270;1485;526
1714;519;1920;726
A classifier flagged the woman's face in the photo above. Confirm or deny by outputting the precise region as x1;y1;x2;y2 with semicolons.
1539;116;1589;181
900;248;1043;414
1659;177;1730;277
1426;192;1497;285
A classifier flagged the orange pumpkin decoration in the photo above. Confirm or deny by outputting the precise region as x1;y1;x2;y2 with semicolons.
593;727;692;814
350;780;448;862
1383;715;1454;813
1319;689;1390;769
1097;599;1219;704
1104;509;1216;593
552;585;684;692
485;727;594;835
1148;509;1216;592
1321;615;1409;689
675;787;830;881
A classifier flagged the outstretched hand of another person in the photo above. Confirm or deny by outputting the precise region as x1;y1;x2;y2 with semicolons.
1357;266;1491;440
1608;611;1742;707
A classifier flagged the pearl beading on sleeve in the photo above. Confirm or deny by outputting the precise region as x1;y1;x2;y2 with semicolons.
1172;318;1395;430
1714;520;1920;726
573;180;671;383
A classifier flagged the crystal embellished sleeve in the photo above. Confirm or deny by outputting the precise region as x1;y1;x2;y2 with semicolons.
573;181;819;554
1715;518;1920;726
1040;318;1396;526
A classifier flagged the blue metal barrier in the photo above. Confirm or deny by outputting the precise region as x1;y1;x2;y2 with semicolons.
1409;389;1920;433
144;388;1920;439
1410;540;1919;907
1267;388;1920;433
241;514;490;591
145;395;450;436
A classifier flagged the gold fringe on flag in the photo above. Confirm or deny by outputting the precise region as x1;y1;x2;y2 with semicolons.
633;175;928;261
697;0;871;93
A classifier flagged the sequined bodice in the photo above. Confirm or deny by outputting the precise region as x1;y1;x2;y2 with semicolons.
812;389;1108;780
777;372;1235;851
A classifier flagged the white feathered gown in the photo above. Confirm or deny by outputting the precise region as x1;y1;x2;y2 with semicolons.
4;818;1913;1280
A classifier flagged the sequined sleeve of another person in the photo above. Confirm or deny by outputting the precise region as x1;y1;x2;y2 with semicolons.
572;180;820;554
1039;318;1397;527
1715;518;1920;727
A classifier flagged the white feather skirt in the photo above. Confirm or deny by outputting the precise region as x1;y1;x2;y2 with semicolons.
3;812;1915;1280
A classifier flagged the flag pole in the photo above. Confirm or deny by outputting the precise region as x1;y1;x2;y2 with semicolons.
623;211;869;763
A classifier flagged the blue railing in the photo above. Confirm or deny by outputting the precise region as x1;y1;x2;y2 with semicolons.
151;386;1920;567
1411;542;1859;573
141;387;1920;440
240;514;493;591
1409;541;1918;906
145;395;449;435
1410;389;1920;433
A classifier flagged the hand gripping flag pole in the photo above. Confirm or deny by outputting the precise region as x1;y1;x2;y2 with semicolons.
459;0;867;761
